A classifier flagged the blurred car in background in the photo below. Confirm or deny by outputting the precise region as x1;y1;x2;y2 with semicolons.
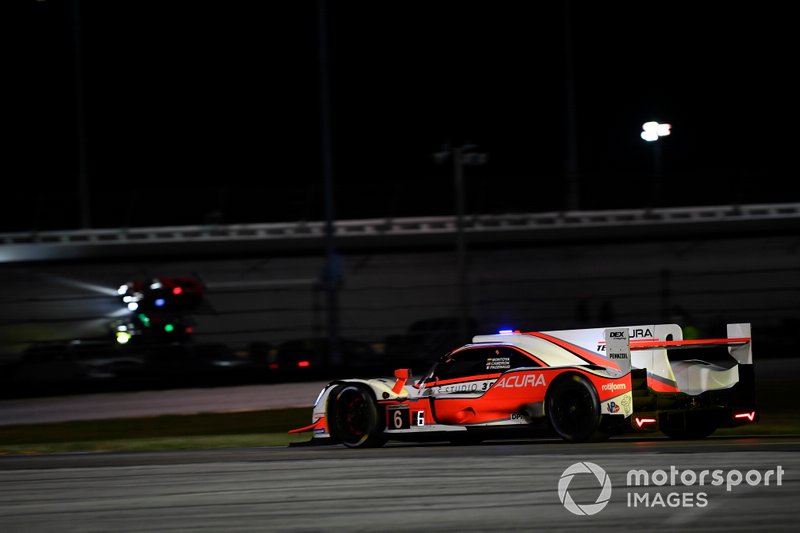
117;275;207;315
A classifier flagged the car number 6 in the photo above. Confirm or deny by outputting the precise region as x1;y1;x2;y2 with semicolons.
393;409;404;429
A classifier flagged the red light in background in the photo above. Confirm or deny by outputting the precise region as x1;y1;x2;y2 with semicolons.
297;360;311;368
173;287;183;295
268;363;279;370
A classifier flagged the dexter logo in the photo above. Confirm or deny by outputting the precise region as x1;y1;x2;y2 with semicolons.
609;331;625;339
494;374;546;388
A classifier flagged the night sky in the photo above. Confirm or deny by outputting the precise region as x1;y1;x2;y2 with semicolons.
5;1;798;232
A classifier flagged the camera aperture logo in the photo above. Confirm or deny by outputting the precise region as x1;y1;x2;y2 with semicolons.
558;462;612;516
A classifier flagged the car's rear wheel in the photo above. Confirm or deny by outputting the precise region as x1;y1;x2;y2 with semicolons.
329;384;387;448
546;374;608;442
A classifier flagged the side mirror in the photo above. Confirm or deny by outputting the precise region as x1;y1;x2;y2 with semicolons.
393;368;410;380
391;368;411;394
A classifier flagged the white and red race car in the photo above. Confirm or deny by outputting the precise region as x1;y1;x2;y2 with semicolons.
289;322;757;447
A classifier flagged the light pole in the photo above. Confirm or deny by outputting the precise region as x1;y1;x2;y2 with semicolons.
317;0;341;368
641;121;671;205
433;143;487;342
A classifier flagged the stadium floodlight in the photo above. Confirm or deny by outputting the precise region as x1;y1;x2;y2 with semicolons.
641;121;671;142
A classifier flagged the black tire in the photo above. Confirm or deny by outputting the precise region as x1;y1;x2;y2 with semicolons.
661;420;717;440
328;384;387;448
546;374;608;442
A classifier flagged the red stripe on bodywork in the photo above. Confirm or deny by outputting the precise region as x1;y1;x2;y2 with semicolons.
288;417;326;434
647;374;680;393
526;331;621;370
630;337;750;350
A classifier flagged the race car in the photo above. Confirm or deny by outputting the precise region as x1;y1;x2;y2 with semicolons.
289;322;757;447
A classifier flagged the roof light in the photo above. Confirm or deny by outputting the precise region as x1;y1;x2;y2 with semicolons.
499;329;514;335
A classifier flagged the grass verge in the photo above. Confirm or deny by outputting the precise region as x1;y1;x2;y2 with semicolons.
0;407;314;455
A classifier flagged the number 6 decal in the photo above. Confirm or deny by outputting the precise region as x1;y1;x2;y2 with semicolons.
415;410;425;426
388;405;410;429
393;409;404;429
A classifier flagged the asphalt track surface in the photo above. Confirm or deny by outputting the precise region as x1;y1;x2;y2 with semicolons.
1;359;798;531
0;436;798;532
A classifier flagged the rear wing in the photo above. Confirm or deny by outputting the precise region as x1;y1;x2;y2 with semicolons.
604;323;753;374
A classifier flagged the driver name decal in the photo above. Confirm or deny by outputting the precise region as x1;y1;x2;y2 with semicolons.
493;373;546;388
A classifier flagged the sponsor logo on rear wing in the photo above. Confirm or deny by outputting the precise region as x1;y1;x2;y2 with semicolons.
604;328;631;373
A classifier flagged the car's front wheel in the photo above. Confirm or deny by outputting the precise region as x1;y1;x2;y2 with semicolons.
329;384;387;448
546;374;609;442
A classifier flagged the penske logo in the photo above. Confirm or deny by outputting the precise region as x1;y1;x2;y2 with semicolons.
602;382;627;392
494;374;546;388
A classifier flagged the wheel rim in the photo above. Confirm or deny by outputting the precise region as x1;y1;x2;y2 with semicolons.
341;390;368;439
334;387;376;446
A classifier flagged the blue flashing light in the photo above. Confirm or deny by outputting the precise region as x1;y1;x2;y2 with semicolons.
499;329;514;335
155;298;166;307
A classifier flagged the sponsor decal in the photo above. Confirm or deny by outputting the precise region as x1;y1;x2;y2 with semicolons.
494;373;546;388
597;327;654;351
437;382;481;394
621;394;632;411
630;328;653;339
601;382;627;392
602;392;632;416
486;357;510;370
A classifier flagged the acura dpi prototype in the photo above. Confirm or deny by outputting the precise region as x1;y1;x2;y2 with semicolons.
289;322;757;447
